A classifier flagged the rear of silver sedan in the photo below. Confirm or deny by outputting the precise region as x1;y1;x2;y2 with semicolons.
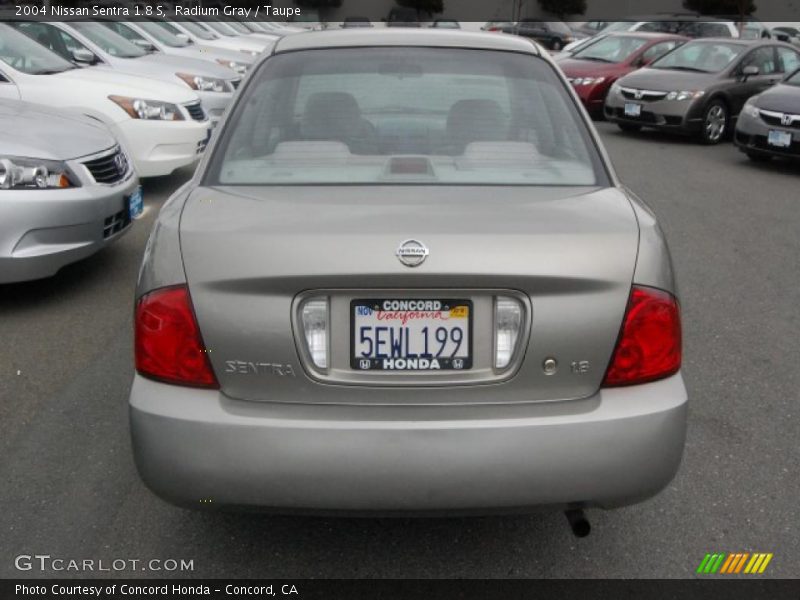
130;30;687;516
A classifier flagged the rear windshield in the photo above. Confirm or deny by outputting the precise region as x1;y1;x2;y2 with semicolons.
209;47;605;186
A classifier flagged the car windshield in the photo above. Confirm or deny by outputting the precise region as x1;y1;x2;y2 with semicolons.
786;69;800;86
70;22;146;58
204;21;238;37
226;21;252;35
573;36;649;63
132;22;186;47
602;21;636;33
0;23;76;74
210;47;603;186
178;21;218;40
651;41;743;72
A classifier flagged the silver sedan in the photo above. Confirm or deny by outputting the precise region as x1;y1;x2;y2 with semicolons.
1;100;140;283
131;30;687;530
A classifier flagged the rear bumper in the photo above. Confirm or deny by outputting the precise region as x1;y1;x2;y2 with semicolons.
130;373;688;513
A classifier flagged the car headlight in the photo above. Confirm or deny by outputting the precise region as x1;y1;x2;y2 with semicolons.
215;59;248;74
240;49;259;56
573;76;606;86
0;157;77;190
109;96;184;121
176;73;227;92
743;99;760;118
610;82;622;95
666;90;706;101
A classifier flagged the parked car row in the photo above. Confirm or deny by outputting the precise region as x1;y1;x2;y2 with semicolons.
555;33;800;156
0;16;299;283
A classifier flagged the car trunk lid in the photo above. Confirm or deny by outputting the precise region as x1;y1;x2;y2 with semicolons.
180;185;640;405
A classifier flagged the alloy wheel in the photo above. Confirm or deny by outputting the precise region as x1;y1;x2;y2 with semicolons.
704;103;727;144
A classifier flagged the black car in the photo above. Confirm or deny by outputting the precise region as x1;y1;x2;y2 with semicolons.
502;20;575;51
735;66;800;161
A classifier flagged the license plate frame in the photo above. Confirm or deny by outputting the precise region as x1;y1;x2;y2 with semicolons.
767;129;792;148
127;186;144;220
624;102;642;118
350;298;473;371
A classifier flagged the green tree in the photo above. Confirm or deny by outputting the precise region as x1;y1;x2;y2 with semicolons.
537;0;587;18
395;0;445;18
682;0;756;17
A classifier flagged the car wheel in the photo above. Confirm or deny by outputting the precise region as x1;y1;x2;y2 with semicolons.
746;151;772;162
617;123;642;133
701;101;728;145
552;40;562;51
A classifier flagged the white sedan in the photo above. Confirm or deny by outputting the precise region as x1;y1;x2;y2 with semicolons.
167;20;267;57
12;21;239;127
0;23;209;177
104;19;254;76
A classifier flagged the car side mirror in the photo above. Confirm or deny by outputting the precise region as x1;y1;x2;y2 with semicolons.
741;64;760;80
175;33;191;44
71;48;95;65
133;39;156;52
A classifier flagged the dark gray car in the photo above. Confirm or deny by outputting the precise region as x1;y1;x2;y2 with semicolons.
130;30;686;524
605;39;800;143
735;66;800;160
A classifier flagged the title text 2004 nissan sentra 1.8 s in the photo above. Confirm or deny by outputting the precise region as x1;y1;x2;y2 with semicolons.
131;29;687;531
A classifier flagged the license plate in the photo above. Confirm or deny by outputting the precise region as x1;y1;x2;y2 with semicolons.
127;186;143;220
351;299;472;371
768;130;792;148
624;102;642;117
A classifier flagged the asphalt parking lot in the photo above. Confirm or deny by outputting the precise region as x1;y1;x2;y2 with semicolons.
1;123;797;579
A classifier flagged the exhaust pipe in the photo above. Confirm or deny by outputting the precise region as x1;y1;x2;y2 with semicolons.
564;509;591;538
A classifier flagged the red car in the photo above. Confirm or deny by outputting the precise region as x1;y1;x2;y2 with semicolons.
557;32;688;116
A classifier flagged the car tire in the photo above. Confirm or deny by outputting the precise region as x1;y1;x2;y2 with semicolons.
746;151;772;162
552;40;562;51
617;122;642;133
701;100;728;145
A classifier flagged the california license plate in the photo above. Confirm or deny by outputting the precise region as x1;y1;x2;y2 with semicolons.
768;130;792;148
624;102;642;117
127;186;144;220
351;299;472;371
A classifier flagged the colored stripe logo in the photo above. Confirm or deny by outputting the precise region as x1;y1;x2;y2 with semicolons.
696;553;773;574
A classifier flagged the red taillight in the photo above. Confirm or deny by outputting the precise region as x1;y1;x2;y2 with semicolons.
135;285;218;389
602;285;682;387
